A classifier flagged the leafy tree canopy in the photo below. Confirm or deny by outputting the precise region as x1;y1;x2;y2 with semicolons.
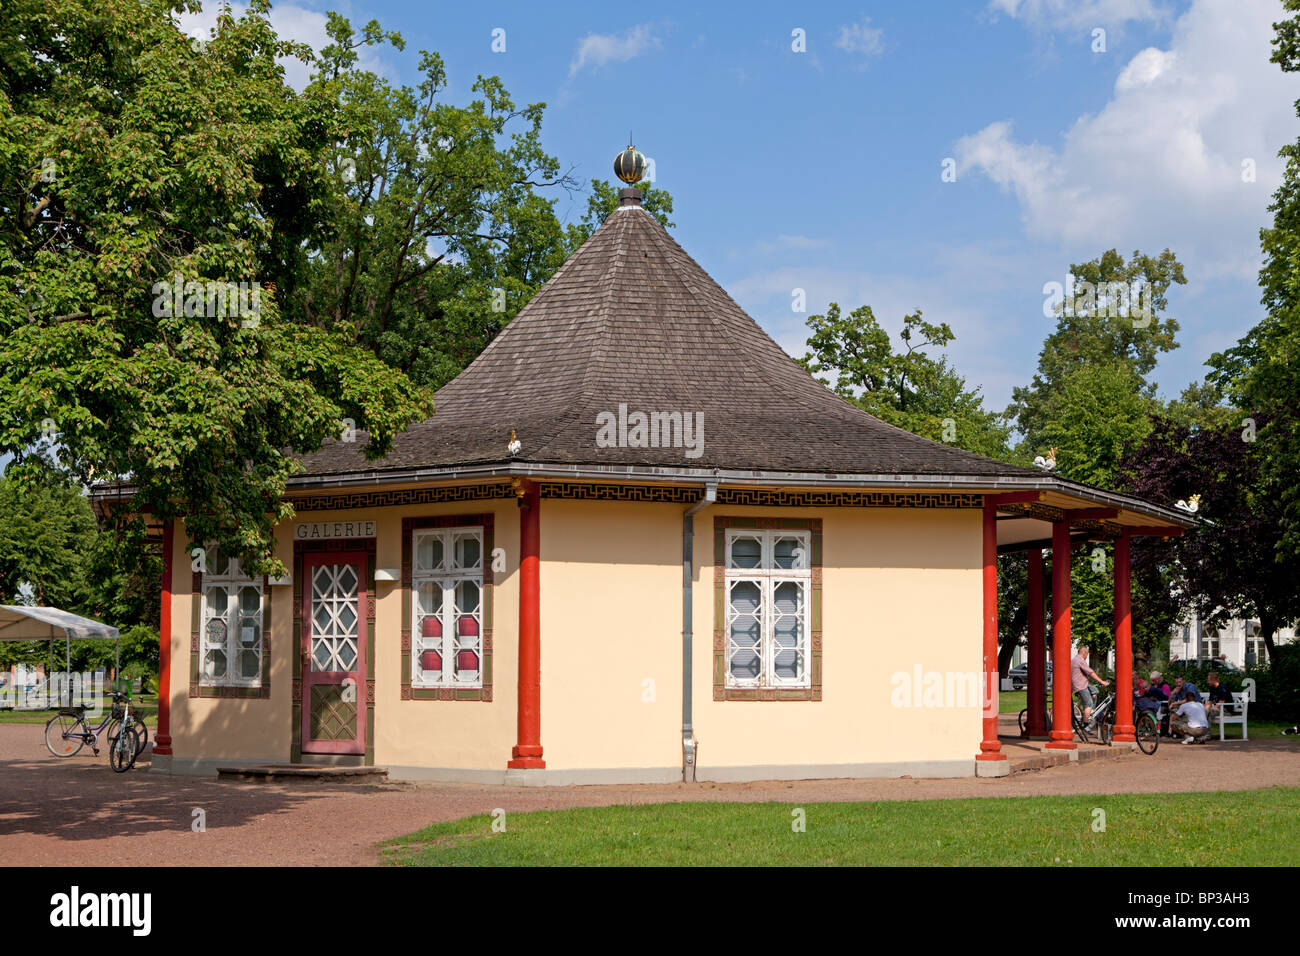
1118;416;1297;662
287;12;584;392
0;0;436;576
1207;0;1300;563
800;303;1014;460
1010;248;1185;452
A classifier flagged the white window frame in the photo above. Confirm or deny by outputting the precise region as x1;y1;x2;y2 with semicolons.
410;526;485;689
723;529;811;689
199;549;264;688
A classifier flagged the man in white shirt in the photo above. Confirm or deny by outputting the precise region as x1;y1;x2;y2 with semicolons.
1172;697;1210;744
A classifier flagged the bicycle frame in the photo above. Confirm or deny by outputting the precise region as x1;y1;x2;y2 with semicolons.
61;697;125;746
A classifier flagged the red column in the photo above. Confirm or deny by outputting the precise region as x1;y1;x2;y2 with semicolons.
977;501;1005;763
1113;531;1135;742
1046;520;1076;749
509;481;545;769
1026;548;1048;738
153;519;174;757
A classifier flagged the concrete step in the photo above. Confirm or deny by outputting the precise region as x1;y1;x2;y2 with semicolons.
217;764;388;783
1007;743;1131;775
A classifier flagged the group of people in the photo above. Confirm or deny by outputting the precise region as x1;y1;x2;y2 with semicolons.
1068;645;1233;745
1133;670;1235;744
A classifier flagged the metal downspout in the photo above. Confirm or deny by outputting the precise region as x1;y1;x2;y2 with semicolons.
682;483;717;781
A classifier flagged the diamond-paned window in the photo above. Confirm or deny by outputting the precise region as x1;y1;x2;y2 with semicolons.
310;564;359;672
724;529;811;688
200;549;264;688
410;527;484;688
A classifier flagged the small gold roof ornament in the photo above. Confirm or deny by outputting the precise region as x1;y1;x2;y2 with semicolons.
614;143;646;184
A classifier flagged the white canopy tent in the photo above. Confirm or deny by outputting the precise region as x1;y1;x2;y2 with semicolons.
0;606;121;705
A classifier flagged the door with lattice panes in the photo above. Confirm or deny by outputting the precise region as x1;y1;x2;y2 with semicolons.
301;554;368;754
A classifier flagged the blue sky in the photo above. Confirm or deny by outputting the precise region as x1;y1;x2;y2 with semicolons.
183;0;1299;415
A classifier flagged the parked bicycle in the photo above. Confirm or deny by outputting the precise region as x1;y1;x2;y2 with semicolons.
1018;697;1084;735
44;691;149;770
1072;684;1158;755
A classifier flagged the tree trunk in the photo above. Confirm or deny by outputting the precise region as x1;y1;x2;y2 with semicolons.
1259;612;1278;665
998;606;1027;677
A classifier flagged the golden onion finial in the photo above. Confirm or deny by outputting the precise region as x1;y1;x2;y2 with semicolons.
614;144;646;184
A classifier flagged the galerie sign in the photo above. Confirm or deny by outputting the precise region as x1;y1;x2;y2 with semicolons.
295;520;377;540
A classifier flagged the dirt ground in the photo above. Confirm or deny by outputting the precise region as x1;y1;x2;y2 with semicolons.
2;723;1297;866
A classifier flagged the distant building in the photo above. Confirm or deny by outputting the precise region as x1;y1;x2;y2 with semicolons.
1169;611;1297;667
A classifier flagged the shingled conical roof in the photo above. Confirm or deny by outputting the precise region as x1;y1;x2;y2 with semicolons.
297;193;1039;480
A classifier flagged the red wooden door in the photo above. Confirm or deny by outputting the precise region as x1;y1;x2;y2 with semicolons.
301;553;367;755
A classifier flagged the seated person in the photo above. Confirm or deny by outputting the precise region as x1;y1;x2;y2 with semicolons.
1132;676;1159;714
1144;673;1171;733
1204;672;1234;717
1170;676;1201;704
1147;671;1170;699
1171;696;1211;743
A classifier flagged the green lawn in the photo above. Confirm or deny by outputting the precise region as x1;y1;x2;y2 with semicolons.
382;787;1300;866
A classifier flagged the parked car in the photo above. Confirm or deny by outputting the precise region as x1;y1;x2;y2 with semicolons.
1006;664;1053;690
1170;658;1241;673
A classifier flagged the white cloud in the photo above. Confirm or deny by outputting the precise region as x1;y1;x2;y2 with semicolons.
957;0;1299;280
1116;46;1176;90
834;18;885;58
988;0;1168;30
177;2;392;91
569;25;660;77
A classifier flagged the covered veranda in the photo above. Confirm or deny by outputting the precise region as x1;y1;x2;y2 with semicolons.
974;488;1192;776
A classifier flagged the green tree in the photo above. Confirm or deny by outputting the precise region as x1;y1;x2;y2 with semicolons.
800;304;1014;459
1035;361;1158;488
1208;0;1300;564
1119;417;1298;664
1007;249;1187;670
0;466;95;609
0;0;433;576
1010;248;1185;453
288;13;583;391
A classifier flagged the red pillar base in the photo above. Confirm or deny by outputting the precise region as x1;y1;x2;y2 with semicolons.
508;745;545;769
1112;727;1136;743
1045;735;1077;750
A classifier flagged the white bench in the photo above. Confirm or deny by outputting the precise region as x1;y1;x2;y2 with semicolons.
1216;691;1249;740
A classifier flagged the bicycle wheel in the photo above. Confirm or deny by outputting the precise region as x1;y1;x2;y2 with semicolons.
131;720;149;758
44;714;86;757
108;721;135;772
1135;713;1159;755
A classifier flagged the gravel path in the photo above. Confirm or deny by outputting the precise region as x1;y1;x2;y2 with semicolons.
2;724;1296;866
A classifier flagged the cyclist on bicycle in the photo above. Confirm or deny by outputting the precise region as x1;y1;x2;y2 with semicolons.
1071;644;1108;723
